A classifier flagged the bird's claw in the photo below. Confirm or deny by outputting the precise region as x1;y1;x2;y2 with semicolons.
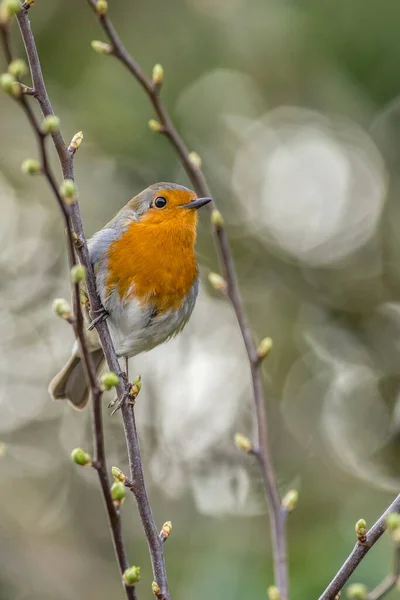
87;306;109;331
110;387;134;416
109;374;142;415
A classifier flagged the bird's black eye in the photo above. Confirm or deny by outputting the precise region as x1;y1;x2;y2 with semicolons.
154;196;167;209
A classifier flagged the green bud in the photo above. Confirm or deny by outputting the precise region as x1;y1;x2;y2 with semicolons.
10;81;21;98
96;0;108;14
152;63;164;85
208;272;227;292
52;298;72;320
267;586;280;600
91;40;113;55
148;119;162;133
112;466;127;483
282;489;299;512
21;158;41;175
71;447;91;466
0;73;15;94
70;264;86;284
188;151;202;169
8;58;27;79
257;337;273;360
59;179;76;204
152;581;161;596
111;481;126;501
131;374;142;399
3;0;20;16
355;519;367;541
346;583;368;600
0;442;7;457
160;521;172;540
123;566;141;586
68;131;83;153
41;115;60;134
100;371;120;390
211;209;224;229
234;433;253;453
386;512;400;532
393;527;400;543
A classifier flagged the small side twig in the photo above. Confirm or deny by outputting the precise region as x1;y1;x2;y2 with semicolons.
85;1;288;597
367;534;400;600
318;494;400;600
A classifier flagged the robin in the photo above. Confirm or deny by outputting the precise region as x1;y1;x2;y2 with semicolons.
49;182;211;409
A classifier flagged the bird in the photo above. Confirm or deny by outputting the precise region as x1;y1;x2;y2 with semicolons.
49;182;212;409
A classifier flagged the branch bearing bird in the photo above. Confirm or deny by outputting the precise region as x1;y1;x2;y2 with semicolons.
49;182;212;409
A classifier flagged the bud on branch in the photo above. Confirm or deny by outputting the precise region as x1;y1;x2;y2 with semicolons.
355;519;367;543
160;521;172;542
70;264;86;284
346;583;367;600
123;566;141;586
100;371;120;391
91;40;113;55
188;151;202;169
257;337;273;361
112;466;127;483
234;433;253;454
282;490;299;512
52;298;72;321
68;131;83;154
152;63;164;87
208;272;227;293
71;448;92;466
267;586;280;600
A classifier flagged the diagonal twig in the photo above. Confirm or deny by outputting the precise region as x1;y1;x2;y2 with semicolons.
84;1;288;597
318;493;400;600
366;538;400;600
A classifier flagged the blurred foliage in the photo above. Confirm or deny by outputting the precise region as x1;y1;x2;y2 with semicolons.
1;0;400;599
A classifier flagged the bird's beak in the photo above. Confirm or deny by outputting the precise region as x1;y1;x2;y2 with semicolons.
181;197;212;210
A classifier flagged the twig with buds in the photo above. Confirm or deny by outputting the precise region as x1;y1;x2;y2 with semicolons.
16;6;170;600
365;514;400;600
84;1;289;597
0;3;172;599
318;496;400;600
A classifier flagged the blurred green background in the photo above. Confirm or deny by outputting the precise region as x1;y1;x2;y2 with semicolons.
1;0;400;598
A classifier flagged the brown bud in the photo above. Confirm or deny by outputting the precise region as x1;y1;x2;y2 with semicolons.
160;521;172;541
234;433;253;453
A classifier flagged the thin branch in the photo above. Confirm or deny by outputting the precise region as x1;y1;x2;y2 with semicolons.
16;6;170;599
1;8;137;600
85;2;288;597
318;493;400;600
366;542;400;600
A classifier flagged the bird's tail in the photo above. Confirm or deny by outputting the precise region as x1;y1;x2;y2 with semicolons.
48;348;105;410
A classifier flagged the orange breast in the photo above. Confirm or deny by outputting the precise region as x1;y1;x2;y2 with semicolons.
106;220;198;314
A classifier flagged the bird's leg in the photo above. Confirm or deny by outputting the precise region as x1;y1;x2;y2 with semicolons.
87;305;109;331
109;361;142;416
124;356;129;381
108;358;131;413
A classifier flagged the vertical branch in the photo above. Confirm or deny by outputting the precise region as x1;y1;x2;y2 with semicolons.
1;6;137;599
84;1;288;597
13;5;170;598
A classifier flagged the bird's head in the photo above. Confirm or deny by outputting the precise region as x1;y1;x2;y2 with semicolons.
127;182;211;229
